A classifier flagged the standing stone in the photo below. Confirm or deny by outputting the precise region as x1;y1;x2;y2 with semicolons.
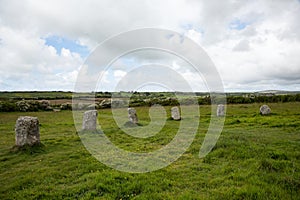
15;116;40;146
128;108;138;124
171;106;181;120
82;110;98;131
217;104;225;117
260;105;271;115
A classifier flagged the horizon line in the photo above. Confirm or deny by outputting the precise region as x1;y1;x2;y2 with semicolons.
1;90;300;93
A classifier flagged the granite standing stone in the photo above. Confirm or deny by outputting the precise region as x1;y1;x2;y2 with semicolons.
82;110;98;130
260;105;271;115
217;104;225;117
171;106;181;120
128;108;138;124
15;116;40;146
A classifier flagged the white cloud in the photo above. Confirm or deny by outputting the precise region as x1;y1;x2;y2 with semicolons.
0;0;300;91
0;25;83;90
113;70;127;79
233;39;250;52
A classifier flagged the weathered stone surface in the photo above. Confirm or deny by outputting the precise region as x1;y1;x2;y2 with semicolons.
171;106;181;120
260;105;271;115
217;104;225;117
15;116;40;146
82;110;98;130
128;108;138;124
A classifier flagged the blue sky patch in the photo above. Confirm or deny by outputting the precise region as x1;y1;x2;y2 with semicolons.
180;23;205;34
44;35;90;58
229;19;248;30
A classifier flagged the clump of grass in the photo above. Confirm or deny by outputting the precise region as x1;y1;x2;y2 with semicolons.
269;151;288;160
227;119;241;125
259;159;292;172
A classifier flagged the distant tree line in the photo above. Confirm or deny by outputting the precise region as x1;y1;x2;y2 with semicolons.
226;94;300;104
1;93;300;112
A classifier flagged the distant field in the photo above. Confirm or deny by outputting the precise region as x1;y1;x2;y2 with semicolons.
0;103;300;199
0;91;73;100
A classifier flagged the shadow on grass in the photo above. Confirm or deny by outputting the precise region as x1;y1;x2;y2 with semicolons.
10;143;45;154
123;121;143;128
78;130;104;134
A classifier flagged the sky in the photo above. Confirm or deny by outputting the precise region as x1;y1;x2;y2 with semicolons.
0;0;300;92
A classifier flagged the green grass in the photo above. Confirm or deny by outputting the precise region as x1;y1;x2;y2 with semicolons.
0;103;300;199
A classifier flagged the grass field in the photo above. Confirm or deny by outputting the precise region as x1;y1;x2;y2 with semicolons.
0;103;300;199
0;91;73;100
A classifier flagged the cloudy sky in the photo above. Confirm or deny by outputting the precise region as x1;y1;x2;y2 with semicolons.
0;0;300;92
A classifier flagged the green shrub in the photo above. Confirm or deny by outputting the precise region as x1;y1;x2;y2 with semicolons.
16;100;31;112
60;102;72;110
0;101;17;112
